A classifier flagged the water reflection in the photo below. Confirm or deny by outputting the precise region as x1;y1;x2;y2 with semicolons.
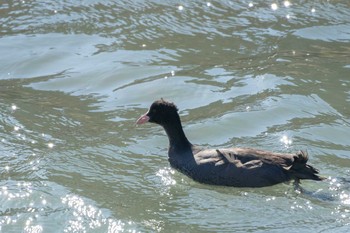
1;0;350;232
62;194;105;232
280;135;292;148
327;177;350;225
24;221;43;233
156;167;176;187
0;180;134;232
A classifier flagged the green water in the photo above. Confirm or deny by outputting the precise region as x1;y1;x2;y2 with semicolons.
1;1;350;232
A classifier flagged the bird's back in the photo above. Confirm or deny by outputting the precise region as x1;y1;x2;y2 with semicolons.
169;147;323;187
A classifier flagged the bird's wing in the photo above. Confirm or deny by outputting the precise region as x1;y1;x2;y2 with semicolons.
216;149;264;169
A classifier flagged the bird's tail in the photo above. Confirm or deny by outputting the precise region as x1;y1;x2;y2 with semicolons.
289;151;326;181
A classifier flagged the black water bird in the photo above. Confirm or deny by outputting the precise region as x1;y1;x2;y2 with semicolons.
136;99;325;187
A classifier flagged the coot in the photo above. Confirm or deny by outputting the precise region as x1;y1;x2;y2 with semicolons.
136;99;325;187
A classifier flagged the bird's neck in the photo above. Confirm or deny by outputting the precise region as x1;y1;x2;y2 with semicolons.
162;118;192;154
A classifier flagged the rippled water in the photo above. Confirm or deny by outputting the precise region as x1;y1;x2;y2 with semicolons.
1;0;350;232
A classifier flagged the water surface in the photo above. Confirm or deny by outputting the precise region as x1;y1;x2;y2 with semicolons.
1;0;350;232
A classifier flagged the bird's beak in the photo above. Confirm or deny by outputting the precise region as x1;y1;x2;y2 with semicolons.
136;112;150;125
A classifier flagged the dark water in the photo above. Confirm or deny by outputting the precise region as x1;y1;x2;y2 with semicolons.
1;0;350;232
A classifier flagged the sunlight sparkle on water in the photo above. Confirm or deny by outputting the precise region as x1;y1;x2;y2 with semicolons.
25;216;43;233
340;191;350;205
284;1;291;7
24;224;43;233
271;3;278;11
108;219;126;233
290;200;313;211
329;177;342;191
156;168;176;186
0;182;33;200
178;5;184;11
61;194;125;232
280;135;292;147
